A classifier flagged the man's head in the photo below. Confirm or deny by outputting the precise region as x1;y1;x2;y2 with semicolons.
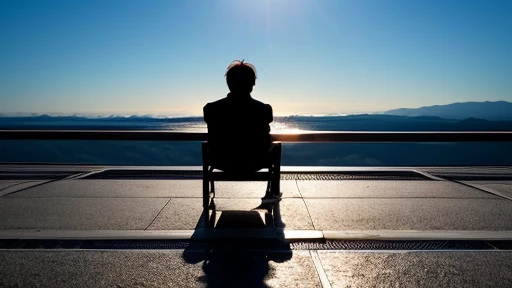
225;60;257;94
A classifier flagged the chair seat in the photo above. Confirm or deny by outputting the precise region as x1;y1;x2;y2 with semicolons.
208;171;273;181
202;141;282;227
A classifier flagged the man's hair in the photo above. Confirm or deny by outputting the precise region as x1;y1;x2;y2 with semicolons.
225;60;257;93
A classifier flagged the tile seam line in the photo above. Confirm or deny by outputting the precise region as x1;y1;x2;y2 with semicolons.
412;170;445;181
66;169;107;180
1;173;78;197
295;179;317;230
440;177;512;201
310;250;332;288
0;180;40;194
456;181;512;201
144;198;172;230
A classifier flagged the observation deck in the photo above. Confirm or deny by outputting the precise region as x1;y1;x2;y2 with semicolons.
1;131;512;287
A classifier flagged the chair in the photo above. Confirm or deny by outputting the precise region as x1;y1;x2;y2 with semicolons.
201;141;282;226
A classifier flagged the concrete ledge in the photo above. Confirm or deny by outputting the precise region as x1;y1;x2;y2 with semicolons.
193;229;278;239
3;229;512;241
323;230;512;241
0;230;195;240
284;230;324;240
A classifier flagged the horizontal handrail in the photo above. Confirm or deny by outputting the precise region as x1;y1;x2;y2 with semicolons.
1;130;512;142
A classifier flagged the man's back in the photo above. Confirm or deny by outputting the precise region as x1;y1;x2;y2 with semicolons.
204;92;273;172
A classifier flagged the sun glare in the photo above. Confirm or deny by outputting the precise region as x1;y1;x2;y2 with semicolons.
229;0;304;23
270;121;306;134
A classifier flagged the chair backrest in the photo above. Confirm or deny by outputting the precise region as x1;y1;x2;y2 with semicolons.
202;141;281;178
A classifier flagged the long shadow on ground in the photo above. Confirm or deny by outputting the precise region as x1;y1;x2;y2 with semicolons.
183;199;292;287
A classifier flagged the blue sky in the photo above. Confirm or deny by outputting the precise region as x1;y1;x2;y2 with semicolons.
1;0;510;116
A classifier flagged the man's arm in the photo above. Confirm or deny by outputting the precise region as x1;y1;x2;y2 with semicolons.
203;103;210;124
266;104;273;123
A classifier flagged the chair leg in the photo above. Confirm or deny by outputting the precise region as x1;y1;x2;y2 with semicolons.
272;164;281;196
208;166;215;197
208;198;216;228
270;142;282;196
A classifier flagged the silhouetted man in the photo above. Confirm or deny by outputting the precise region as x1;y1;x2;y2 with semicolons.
203;60;274;175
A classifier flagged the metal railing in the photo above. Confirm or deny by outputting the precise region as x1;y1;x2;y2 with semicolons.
1;130;512;142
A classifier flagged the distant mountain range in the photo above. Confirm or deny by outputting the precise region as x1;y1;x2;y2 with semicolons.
1;101;512;127
384;101;512;121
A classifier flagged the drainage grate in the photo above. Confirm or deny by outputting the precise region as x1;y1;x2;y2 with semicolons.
81;170;430;181
89;241;190;250
290;240;493;250
281;171;430;181
0;240;191;250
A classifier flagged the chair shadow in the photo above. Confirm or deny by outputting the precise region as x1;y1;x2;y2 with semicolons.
183;197;292;288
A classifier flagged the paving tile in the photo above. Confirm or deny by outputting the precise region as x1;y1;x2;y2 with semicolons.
278;199;316;230
210;180;301;198
318;251;512;288
0;198;169;230
463;180;512;199
305;198;512;230
147;198;205;230
297;180;497;198
213;198;314;230
0;250;320;288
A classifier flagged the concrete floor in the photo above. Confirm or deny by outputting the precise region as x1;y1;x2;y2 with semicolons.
1;250;512;287
1;176;511;232
1;165;512;287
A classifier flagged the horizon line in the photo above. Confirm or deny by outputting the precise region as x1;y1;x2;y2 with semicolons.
1;100;510;119
0;112;379;119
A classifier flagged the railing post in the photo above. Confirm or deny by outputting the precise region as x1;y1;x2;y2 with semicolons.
201;142;210;227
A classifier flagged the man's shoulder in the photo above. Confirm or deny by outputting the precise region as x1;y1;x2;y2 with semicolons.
205;96;271;110
247;98;273;122
204;97;228;108
249;98;272;109
203;96;272;123
203;98;228;115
